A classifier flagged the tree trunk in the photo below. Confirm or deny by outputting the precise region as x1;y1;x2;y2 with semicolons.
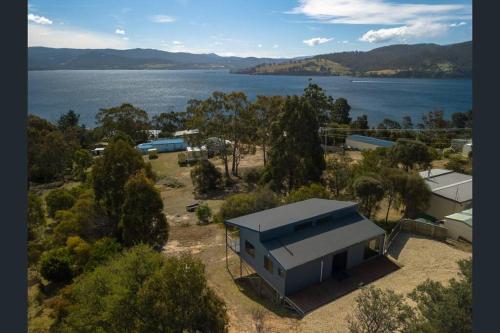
262;144;267;166
385;195;393;223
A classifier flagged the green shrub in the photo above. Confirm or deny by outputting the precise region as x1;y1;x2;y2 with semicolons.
190;160;222;194
242;167;263;185
285;183;330;203
195;204;212;224
217;189;280;222
45;189;76;217
442;147;454;158
85;238;122;271
39;248;73;283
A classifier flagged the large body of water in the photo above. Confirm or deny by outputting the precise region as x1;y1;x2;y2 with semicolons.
28;69;472;127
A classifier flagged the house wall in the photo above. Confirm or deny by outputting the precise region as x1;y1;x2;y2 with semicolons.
426;195;472;220
238;228;286;295
284;234;385;296
443;219;472;242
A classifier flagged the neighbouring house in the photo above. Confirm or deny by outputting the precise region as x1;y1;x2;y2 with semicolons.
224;199;386;297
419;169;472;220
443;209;472;242
136;138;187;154
174;129;200;137
147;129;161;140
92;147;105;156
345;135;395;151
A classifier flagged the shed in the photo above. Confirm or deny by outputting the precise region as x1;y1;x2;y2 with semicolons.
419;169;472;219
345;135;395;151
136;138;187;154
224;199;385;297
443;209;472;242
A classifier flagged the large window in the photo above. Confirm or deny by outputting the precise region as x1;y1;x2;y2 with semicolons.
264;256;273;273
363;238;380;259
245;240;255;258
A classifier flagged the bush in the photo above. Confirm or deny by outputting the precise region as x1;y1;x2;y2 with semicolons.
242;167;263;185
39;248;73;283
442;147;454;158
195;204;212;224
190;160;222;194
57;246;228;333
45;188;76;217
217;189;280;221
285;183;330;203
85;237;122;271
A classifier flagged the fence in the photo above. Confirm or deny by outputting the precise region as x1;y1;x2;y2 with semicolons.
384;218;448;253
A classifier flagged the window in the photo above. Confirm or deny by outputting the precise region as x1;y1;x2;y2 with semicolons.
264;256;273;273
316;216;331;226
245;240;255;258
294;221;313;231
278;267;285;278
363;238;380;259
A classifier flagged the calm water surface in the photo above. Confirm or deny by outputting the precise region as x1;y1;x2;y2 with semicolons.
28;70;472;127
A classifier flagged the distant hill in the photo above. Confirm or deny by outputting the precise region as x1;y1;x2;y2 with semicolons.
28;47;292;70
233;41;472;78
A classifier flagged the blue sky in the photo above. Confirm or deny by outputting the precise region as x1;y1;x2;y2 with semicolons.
28;0;472;58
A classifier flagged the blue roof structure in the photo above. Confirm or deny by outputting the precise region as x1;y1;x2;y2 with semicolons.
136;138;186;153
346;135;395;148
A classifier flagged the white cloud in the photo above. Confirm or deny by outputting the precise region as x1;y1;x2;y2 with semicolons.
115;29;126;35
122;37;129;41
450;21;467;27
172;40;183;45
303;37;333;46
258;44;263;48
289;0;470;25
28;13;53;25
28;24;129;49
273;44;279;48
338;40;349;44
150;15;175;23
360;21;448;43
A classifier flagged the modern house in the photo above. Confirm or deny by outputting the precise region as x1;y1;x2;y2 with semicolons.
443;209;472;242
419;169;472;220
224;199;386;297
345;135;395;151
136;138;187;154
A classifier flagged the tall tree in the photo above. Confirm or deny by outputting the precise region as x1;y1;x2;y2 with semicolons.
92;139;147;238
402;116;414;129
151;111;186;137
120;172;169;250
331;97;352;124
399;173;431;218
186;93;232;177
354;175;385;219
96;103;150;143
351;115;369;131
380;168;407;223
322;155;354;197
390;139;435;171
302;81;335;124
267;95;326;192
250;95;285;166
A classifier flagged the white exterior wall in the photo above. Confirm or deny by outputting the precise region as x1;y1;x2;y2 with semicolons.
426;194;472;220
443;218;472;242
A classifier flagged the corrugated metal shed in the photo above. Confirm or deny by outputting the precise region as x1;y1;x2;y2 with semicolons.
263;213;385;269
419;169;472;203
346;135;395;148
225;199;357;232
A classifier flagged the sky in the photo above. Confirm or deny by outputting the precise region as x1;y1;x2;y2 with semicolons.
28;0;472;58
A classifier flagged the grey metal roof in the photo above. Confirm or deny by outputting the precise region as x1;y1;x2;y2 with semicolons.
225;199;357;232
346;135;395;148
264;213;385;270
419;169;472;203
